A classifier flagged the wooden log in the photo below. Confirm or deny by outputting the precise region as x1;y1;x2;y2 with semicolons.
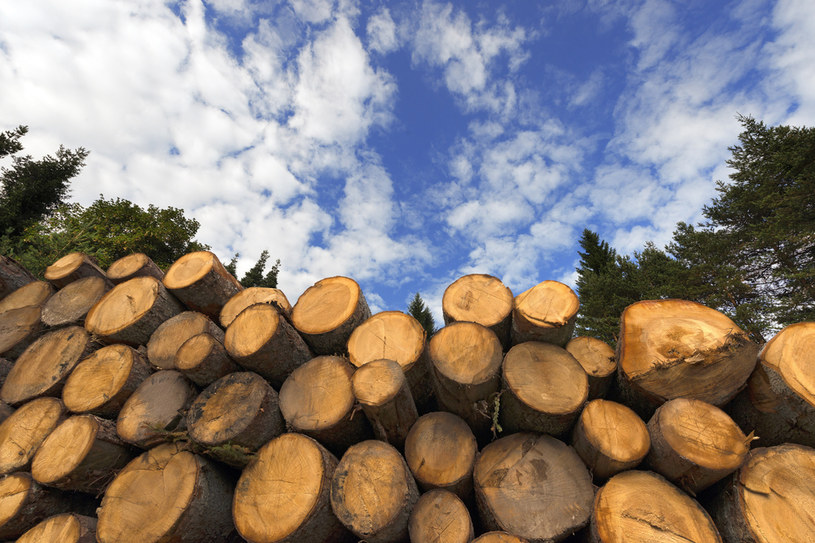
31;414;134;493
291;276;371;355
511;280;579;347
565;336;617;399
43;252;107;290
330;439;420;543
348;310;434;411
0;473;81;540
224;302;312;388
0;397;66;476
0;280;52;313
106;252;164;284
220;286;292;328
500;341;588;436
175;332;240;386
0;400;13;424
279;355;371;455
61;343;152;418
85;276;185;346
474;432;594;543
116;370;198;448
351;358;418;449
571;399;650;481
16;513;97;543
711;443;815;543
472;533;529;543
233;432;351;543
163;250;242;319
408;489;473;543
0;357;10;385
442;273;514;348
428;321;503;439
0;326;96;406
0;255;36;299
146;310;224;370
96;442;235;543
40;276;111;327
617;299;759;416
186;371;284;467
0;305;42;359
404;411;477;500
646;398;750;495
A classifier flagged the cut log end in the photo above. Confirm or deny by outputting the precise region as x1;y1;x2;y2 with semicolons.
44;253;107;290
442;274;513;346
408;489;473;543
106;253;164;284
566;336;617;399
16;513;97;543
292;276;364;335
163;251;241;318
511;280;579;347
219;287;292;328
0;397;65;476
40;276;110;327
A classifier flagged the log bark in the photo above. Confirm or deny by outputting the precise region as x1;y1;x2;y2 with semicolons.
0;473;83;540
408;489;473;543
0;256;36;299
175;332;240;386
85;276;185;346
510;280;579;347
163;251;242;319
442;274;514;349
279;355;371;455
565;337;617;399
146;310;224;370
61;343;152;418
0;280;52;313
330;439;420;543
31;414;134;493
500;342;588;437
474;432;594;543
351;358;418;450
96;442;235;543
291;276;371;355
571;399;650;481
0;397;66;476
16;513;97;543
186;371;284;467
472;534;529;543
224;302;313;388
40;276;111;327
0;305;42;359
0;326;96;406
428;321;503;440
43;253;107;290
106;252;164;284
348;310;434;412
116;370;198;449
617;299;759;417
0;400;13;424
404;411;477;500
220;286;292;328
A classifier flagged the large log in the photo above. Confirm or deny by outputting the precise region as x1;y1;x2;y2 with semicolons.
175;332;240;386
565;336;617;399
220;286;292;328
163;251;242;319
511;280;579;347
0;473;82;540
146;310;224;370
16;513;97;543
408;489;474;543
351;358;418;449
0;305;42;359
0;280;52;313
0;255;36;299
291;276;371;355
106;252;164;284
0;397;66;476
472;534;529;543
40;276;111;327
474;432;594;542
0;400;13;424
442;274;514;348
43;253;107;290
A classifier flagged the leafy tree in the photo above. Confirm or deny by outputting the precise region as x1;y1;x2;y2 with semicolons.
223;251;281;288
408;292;436;338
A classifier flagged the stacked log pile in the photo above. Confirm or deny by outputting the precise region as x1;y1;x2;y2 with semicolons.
0;251;813;542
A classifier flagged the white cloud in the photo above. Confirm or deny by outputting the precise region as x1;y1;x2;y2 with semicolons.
766;0;815;123
367;8;399;54
289;0;334;24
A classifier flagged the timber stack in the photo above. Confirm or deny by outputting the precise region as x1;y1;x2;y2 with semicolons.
0;251;812;542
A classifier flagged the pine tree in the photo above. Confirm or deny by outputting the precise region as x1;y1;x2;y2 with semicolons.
240;250;280;288
407;292;435;338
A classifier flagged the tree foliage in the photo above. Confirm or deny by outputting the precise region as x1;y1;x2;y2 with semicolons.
407;292;436;338
224;251;281;288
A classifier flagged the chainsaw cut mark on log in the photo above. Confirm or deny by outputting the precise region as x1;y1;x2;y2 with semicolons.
348;312;424;370
220;287;292;328
442;274;513;328
0;397;65;475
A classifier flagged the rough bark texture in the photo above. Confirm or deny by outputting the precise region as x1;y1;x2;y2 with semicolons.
0;305;42;359
566;337;617;400
43;253;108;290
0;397;66;476
0;280;52;313
163;251;242;319
408;489;474;543
16;513;98;543
442;274;514;349
106;253;164;284
175;332;240;387
40;276;111;327
511;280;579;347
0;400;13;424
0;472;85;540
0;256;36;299
146;311;224;371
220;286;292;328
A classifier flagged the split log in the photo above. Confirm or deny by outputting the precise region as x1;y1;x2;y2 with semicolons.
511;280;579;347
43;253;107;290
351;358;418;449
291;276;371;355
0;255;36;299
565;336;616;399
330;439;420;543
499;341;588;436
0;326;96;406
186;371;284;467
646;398;750;495
61;343;152;417
146;311;224;370
116;370;198;448
106;252;164;284
0;397;65;476
442;274;514;348
220;286;292;328
224;302;312;388
31;414;134;493
0;280;52;313
348;311;433;411
233;433;350;543
85;276;185;346
408;489;473;543
96;442;235;543
428;321;503;440
40;276;111;327
163;251;242;319
474;432;594;542
0;473;82;540
16;513;97;543
472;534;529;543
0;305;42;359
712;443;815;543
617;299;759;416
279;355;371;455
175;332;240;386
590;470;721;543
404;412;477;500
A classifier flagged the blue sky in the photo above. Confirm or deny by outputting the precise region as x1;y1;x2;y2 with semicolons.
1;0;813;321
